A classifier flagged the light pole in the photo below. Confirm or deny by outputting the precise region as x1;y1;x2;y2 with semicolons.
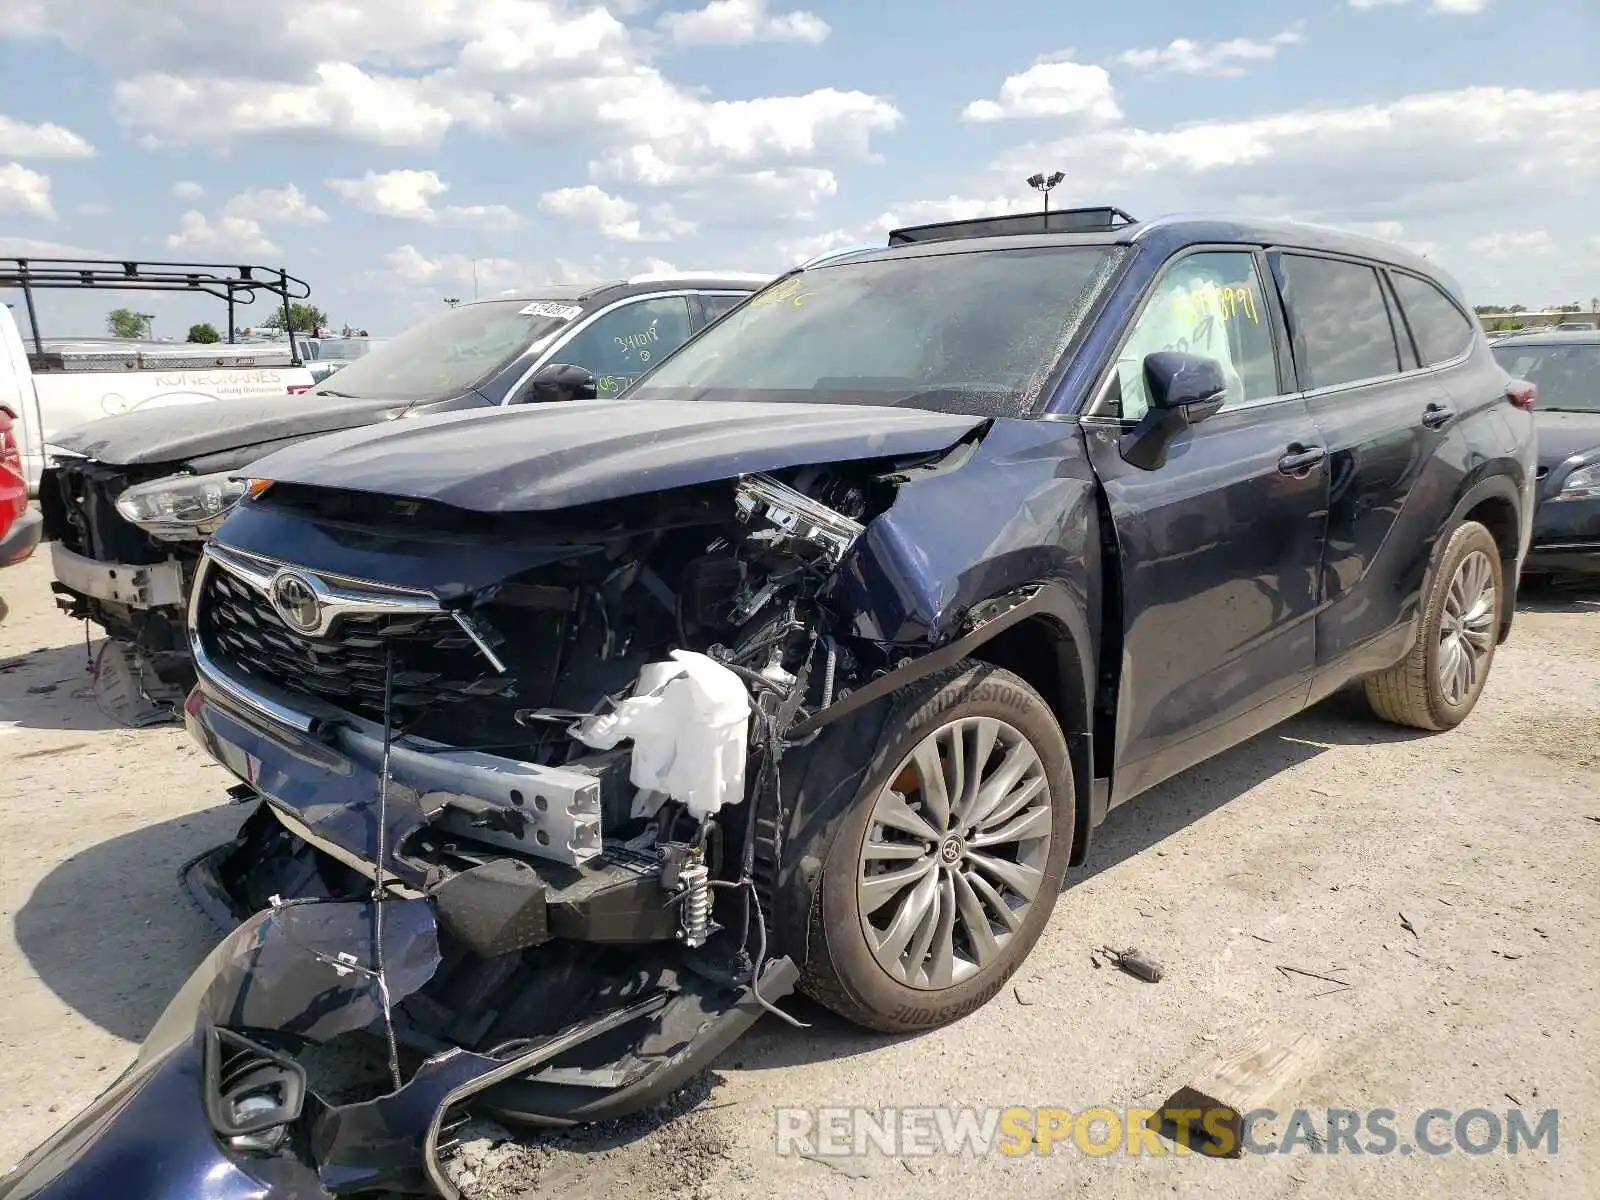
136;312;155;340
1026;171;1065;228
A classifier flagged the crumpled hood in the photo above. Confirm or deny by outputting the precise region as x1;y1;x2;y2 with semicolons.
49;391;407;467
243;399;988;513
1534;410;1600;468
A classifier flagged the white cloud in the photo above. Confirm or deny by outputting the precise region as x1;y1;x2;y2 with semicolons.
0;115;95;158
962;61;1121;123
774;227;867;264
659;0;829;46
382;244;531;291
329;169;447;220
224;183;328;225
872;195;1019;232
16;0;899;232
114;63;458;149
164;184;325;256
0;235;101;257
76;201;111;217
455;5;633;73
1469;231;1554;259
1349;0;1496;10
171;179;204;200
990;87;1600;225
1117;27;1304;76
166;210;280;256
0;163;56;220
539;184;691;241
565;85;900;189
327;169;524;231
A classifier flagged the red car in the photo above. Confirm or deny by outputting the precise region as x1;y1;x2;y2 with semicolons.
1;404;40;566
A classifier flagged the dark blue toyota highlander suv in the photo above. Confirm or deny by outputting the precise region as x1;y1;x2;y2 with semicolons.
5;209;1537;1199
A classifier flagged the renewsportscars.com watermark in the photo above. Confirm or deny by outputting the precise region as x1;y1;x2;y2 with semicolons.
776;1106;1559;1158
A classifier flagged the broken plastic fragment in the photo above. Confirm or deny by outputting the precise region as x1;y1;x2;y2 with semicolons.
572;650;751;819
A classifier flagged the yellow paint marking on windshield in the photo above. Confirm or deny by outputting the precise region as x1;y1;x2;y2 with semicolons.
748;276;815;309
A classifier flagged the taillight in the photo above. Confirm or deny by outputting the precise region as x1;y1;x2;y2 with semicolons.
287;384;312;394
1507;380;1536;411
0;410;19;473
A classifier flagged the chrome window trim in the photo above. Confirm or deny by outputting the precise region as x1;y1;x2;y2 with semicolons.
498;289;705;406
1272;249;1476;395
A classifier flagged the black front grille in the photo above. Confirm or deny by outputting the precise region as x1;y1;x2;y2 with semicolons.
199;564;514;727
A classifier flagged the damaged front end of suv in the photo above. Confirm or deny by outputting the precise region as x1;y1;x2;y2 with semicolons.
9;237;1122;1198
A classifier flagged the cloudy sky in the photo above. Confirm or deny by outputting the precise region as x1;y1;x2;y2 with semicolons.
1;0;1596;336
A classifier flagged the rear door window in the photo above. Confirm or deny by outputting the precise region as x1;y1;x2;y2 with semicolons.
1279;255;1401;390
1390;272;1477;366
698;293;750;324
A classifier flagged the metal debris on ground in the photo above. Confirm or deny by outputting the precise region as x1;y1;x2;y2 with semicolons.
1275;964;1351;990
1098;945;1164;982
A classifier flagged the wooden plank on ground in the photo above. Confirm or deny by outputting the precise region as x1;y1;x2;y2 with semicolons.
1151;1021;1324;1157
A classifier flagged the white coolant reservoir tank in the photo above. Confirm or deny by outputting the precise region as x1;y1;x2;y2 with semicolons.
572;650;752;819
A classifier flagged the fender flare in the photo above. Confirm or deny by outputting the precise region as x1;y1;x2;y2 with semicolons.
1424;472;1524;641
767;583;1098;958
785;581;1095;741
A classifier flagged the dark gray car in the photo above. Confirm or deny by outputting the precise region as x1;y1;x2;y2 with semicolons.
1492;330;1600;577
38;274;769;696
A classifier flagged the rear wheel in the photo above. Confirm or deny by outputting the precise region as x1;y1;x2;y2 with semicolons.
796;662;1074;1033
1364;520;1503;730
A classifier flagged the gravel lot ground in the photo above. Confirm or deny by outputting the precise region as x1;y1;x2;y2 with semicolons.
2;548;1597;1199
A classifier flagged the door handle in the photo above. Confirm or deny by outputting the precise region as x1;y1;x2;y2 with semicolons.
1422;403;1456;429
1277;445;1327;476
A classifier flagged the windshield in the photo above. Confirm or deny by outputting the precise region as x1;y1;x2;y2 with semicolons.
312;300;578;403
631;245;1127;417
1492;344;1600;412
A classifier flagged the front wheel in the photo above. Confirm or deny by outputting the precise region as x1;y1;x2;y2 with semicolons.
1364;519;1503;730
797;662;1074;1033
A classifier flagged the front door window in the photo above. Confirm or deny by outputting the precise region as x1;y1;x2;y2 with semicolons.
550;296;693;397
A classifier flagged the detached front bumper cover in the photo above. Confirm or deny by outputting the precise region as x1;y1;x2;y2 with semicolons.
3;896;796;1199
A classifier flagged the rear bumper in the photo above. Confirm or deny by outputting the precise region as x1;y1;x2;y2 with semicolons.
1;508;41;566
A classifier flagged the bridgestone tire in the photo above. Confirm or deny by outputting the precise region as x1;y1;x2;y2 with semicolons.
1363;520;1503;731
797;661;1074;1033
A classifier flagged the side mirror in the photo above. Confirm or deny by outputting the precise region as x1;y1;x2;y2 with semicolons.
516;363;597;404
1120;351;1230;471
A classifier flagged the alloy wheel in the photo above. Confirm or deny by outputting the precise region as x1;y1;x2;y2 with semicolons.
856;716;1053;990
1437;548;1496;706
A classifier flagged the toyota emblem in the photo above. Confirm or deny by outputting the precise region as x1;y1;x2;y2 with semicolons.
270;571;322;633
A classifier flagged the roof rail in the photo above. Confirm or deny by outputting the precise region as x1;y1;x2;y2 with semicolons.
0;256;312;357
886;207;1138;247
798;244;881;269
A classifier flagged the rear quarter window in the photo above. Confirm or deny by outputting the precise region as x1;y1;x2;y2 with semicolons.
1391;273;1476;366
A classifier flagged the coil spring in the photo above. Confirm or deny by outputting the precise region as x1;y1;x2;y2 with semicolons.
679;862;712;948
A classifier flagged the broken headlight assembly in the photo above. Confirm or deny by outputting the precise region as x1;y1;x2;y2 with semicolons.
115;470;252;539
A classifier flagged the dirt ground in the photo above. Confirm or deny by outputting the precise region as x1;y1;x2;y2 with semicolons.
2;548;1597;1200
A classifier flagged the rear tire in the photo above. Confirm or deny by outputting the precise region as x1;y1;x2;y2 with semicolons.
795;661;1074;1033
1363;520;1503;731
